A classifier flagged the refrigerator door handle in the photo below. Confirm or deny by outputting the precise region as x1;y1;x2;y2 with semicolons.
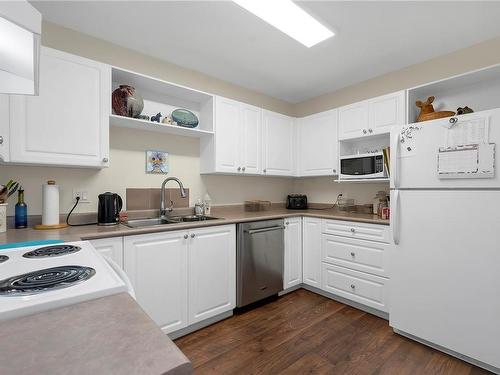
393;190;400;245
391;129;400;188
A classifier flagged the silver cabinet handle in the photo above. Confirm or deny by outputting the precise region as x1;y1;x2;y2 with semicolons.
350;284;356;289
184;234;188;239
242;167;246;171
102;157;109;163
190;233;195;238
363;129;367;134
368;128;373;133
350;228;355;233
0;136;3;145
237;167;241;171
350;252;355;257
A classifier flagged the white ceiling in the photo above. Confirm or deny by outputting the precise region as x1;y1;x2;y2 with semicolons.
32;1;500;103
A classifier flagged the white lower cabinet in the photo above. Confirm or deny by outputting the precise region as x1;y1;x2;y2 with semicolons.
284;217;302;290
123;224;236;335
124;231;189;334
302;217;322;287
188;225;236;324
89;237;124;268
321;263;389;313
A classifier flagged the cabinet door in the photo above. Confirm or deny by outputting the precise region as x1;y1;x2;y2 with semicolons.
124;231;188;334
0;95;9;162
188;225;236;324
240;103;262;175
262;110;295;176
302;217;322;287
298;109;338;176
369;91;405;135
338;101;369;140
90;237;123;269
215;96;241;173
284;217;302;289
9;47;111;168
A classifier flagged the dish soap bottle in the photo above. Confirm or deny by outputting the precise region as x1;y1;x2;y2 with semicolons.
203;192;212;216
15;187;27;228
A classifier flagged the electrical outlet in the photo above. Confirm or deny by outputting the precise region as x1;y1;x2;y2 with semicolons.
73;190;90;203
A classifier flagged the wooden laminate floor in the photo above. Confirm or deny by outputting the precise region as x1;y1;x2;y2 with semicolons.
175;289;492;375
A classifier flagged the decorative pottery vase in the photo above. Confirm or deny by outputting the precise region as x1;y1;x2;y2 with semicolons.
112;85;144;118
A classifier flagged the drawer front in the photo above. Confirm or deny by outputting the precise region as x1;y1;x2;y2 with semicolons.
322;219;390;243
321;263;389;312
321;234;388;277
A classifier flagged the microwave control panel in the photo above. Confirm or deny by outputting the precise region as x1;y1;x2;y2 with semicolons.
375;155;384;172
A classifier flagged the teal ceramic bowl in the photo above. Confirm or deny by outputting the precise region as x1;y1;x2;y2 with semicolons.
172;109;199;128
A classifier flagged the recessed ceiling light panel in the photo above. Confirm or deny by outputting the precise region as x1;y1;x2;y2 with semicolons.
233;0;334;47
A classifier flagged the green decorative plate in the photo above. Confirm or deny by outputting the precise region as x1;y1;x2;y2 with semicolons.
172;109;199;128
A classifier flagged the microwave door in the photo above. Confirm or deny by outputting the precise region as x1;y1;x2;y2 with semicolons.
341;156;375;176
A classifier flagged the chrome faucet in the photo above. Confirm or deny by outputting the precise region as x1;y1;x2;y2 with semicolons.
160;177;187;216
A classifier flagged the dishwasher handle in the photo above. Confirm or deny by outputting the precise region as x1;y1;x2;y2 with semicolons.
245;225;285;235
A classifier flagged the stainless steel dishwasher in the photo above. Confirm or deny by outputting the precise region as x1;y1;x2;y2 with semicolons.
237;219;284;308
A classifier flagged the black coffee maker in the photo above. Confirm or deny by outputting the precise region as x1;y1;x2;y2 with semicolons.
97;192;122;226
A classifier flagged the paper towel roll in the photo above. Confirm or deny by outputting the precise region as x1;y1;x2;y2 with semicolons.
42;180;60;225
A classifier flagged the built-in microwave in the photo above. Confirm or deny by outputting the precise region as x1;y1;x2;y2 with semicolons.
339;152;387;179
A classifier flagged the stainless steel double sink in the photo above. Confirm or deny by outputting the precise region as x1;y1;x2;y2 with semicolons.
125;215;220;228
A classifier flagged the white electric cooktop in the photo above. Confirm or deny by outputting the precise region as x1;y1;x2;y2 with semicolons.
0;241;128;321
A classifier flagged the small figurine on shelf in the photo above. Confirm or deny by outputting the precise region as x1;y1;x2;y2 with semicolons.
151;112;162;123
456;106;474;115
162;115;176;125
136;114;150;121
416;96;455;122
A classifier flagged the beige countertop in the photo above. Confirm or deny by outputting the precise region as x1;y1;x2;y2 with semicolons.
0;205;389;244
0;293;192;375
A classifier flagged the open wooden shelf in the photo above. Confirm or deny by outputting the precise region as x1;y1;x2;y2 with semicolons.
110;114;214;138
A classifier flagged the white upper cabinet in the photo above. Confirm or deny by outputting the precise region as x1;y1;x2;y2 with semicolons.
338;102;369;140
213;96;241;173
0;95;9;162
297;109;338;176
338;90;405;140
188;225;236;324
284;217;302;290
369;91;405;135
240;103;262;175
262;110;295;176
124;231;189;334
8;47;111;168
202;96;261;175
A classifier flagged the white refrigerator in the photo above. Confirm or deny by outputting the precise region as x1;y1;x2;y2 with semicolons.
389;108;500;372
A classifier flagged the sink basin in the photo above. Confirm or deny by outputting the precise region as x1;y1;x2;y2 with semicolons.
125;215;220;228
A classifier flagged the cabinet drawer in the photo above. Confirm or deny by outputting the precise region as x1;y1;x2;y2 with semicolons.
321;263;389;312
322;219;390;243
321;234;388;277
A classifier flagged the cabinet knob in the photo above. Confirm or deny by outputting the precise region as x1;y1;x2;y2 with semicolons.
350;252;355;257
350;284;356;289
285;221;289;225
368;128;373;133
0;136;3;145
190;233;195;238
363;129;367;134
184;234;188;239
350;228;356;233
332;169;337;174
242;167;246;172
102;157;109;163
263;169;267;173
237;167;241;171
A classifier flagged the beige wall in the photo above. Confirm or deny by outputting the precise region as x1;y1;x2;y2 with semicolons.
294;36;500;117
3;24;500;216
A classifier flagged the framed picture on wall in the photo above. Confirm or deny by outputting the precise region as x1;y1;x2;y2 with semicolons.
146;150;169;174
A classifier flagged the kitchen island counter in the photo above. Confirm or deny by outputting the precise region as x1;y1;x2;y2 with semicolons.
0;293;192;375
